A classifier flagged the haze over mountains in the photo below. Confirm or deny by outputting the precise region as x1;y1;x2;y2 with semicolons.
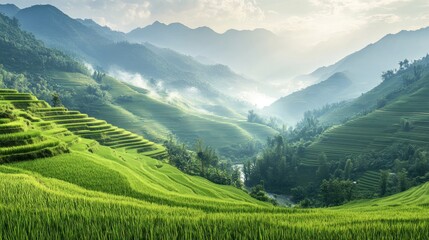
265;26;429;124
2;3;429;126
2;1;429;237
4;4;273;115
0;10;277;152
127;21;291;80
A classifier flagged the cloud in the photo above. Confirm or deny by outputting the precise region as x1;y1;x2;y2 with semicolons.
6;0;265;32
368;14;401;24
196;0;264;21
308;0;412;13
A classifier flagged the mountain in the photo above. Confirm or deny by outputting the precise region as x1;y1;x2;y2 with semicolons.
294;56;429;188
0;13;86;74
268;27;429;124
77;18;127;42
10;4;260;117
264;72;353;123
15;4;110;60
0;12;276;154
0;3;19;17
127;21;290;80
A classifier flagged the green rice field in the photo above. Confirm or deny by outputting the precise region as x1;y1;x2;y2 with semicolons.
1;89;428;239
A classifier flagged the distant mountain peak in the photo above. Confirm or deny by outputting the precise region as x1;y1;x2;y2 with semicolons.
0;3;20;17
79;18;97;24
167;22;188;30
26;4;60;11
0;3;19;8
152;20;165;26
20;4;68;17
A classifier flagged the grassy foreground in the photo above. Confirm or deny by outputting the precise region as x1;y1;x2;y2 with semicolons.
0;171;428;239
0;89;428;239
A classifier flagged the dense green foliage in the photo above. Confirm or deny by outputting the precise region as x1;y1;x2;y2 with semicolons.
0;13;87;73
319;55;429;124
0;12;277;151
164;137;242;186
243;56;429;206
1;7;429;238
0;88;429;239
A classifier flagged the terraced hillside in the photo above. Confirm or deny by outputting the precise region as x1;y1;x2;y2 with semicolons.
302;74;429;166
0;11;276;154
48;71;277;149
32;107;167;159
0;166;428;239
355;171;381;197
0;89;267;209
0;89;167;159
1;88;429;239
293;66;429;194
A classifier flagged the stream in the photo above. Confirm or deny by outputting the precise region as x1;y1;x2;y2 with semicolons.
232;164;295;207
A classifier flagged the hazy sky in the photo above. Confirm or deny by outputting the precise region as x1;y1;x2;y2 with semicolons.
4;0;429;66
5;0;429;36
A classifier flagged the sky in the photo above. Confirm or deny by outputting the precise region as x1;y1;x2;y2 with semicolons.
4;0;429;72
4;0;429;43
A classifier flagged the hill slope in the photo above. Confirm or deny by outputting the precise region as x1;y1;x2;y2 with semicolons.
1;118;428;240
290;58;429;193
265;72;353;123
0;3;19;17
269;27;429;124
302;73;429;165
0;12;276;151
47;71;277;148
0;89;264;209
11;5;258;116
127;21;289;80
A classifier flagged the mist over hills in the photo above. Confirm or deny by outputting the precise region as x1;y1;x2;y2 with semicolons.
2;1;429;238
3;3;429;126
265;72;353;123
3;4;268;116
266;26;429;124
77;18;127;43
0;10;276;151
127;21;290;81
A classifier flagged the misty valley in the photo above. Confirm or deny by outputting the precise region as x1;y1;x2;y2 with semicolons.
1;1;429;239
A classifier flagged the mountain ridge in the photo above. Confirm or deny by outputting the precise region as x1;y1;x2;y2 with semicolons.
268;25;429;124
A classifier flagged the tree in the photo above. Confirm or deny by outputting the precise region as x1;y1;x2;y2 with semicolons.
249;181;274;204
247;110;264;124
231;168;243;188
11;17;19;27
320;179;355;206
376;98;387;109
397;169;408;192
247;110;257;122
399;59;410;70
243;160;252;183
92;71;106;82
344;159;353;180
402;75;414;86
316;153;330;181
164;136;198;175
413;65;423;80
51;93;62;107
403;59;410;69
379;170;389;196
195;140;218;177
381;70;395;81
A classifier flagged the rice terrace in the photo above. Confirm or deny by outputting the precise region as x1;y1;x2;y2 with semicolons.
1;1;429;239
